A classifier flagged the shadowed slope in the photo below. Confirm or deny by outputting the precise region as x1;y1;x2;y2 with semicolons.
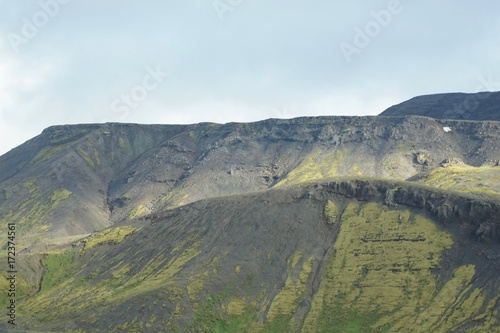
8;180;500;332
380;91;500;121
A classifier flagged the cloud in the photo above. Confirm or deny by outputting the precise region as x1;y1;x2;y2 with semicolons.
0;1;499;155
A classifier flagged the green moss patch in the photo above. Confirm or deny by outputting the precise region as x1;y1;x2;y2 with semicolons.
277;148;346;186
84;226;138;250
417;164;500;198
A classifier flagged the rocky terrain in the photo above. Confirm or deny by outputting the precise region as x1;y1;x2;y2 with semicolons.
380;91;500;121
0;92;499;332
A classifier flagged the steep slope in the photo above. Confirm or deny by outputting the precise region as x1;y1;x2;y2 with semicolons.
1;113;500;332
7;180;500;332
380;91;500;120
0;123;188;250
2;117;500;251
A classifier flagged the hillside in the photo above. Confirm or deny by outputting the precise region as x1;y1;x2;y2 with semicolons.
1;116;500;251
380;91;500;121
2;179;500;332
1;111;500;332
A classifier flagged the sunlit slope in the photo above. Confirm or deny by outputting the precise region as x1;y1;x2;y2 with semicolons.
11;181;499;332
411;162;500;199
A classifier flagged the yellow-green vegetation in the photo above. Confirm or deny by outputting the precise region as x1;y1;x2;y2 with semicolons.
112;239;202;301
93;146;101;166
12;197;500;332
84;226;138;250
129;204;147;219
190;292;261;333
188;130;197;140
39;224;51;231
0;182;72;249
77;146;94;168
266;251;314;329
22;179;37;190
50;188;72;204
39;251;78;293
341;127;352;134
187;278;205;305
226;297;247;316
77;144;101;169
350;163;364;177
276;148;346;186
0;268;32;308
466;298;500;333
388;265;480;332
301;202;495;333
162;188;190;209
415;151;431;165
21;237;203;326
30;141;75;164
324;200;338;224
418;164;500;198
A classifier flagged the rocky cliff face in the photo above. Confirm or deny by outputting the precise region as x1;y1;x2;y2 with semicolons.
1;106;500;332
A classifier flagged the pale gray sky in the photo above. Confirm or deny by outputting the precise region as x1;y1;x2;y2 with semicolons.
1;0;499;155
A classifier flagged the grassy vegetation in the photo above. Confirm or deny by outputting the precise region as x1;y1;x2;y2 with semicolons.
267;253;313;321
129;204;147;219
162;187;191;209
189;292;228;332
50;188;72;204
40;251;78;293
301;202;495;333
84;226;139;250
276;148;346;187
30;141;75;164
316;307;390;333
77;145;96;169
418;164;500;198
20;236;204;330
0;267;32;308
324;200;338;224
213;310;256;333
12;196;499;331
190;292;270;333
0;182;73;249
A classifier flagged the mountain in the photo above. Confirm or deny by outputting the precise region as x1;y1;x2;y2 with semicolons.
380;91;500;121
1;99;500;332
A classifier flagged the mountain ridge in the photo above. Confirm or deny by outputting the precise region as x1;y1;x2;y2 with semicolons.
3;115;500;250
380;91;500;121
1;92;500;332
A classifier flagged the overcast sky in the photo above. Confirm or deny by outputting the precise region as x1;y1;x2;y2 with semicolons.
0;1;499;155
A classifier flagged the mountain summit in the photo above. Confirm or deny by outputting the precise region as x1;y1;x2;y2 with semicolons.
380;91;500;121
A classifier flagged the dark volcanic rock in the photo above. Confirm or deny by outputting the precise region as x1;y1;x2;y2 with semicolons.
380;91;500;121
